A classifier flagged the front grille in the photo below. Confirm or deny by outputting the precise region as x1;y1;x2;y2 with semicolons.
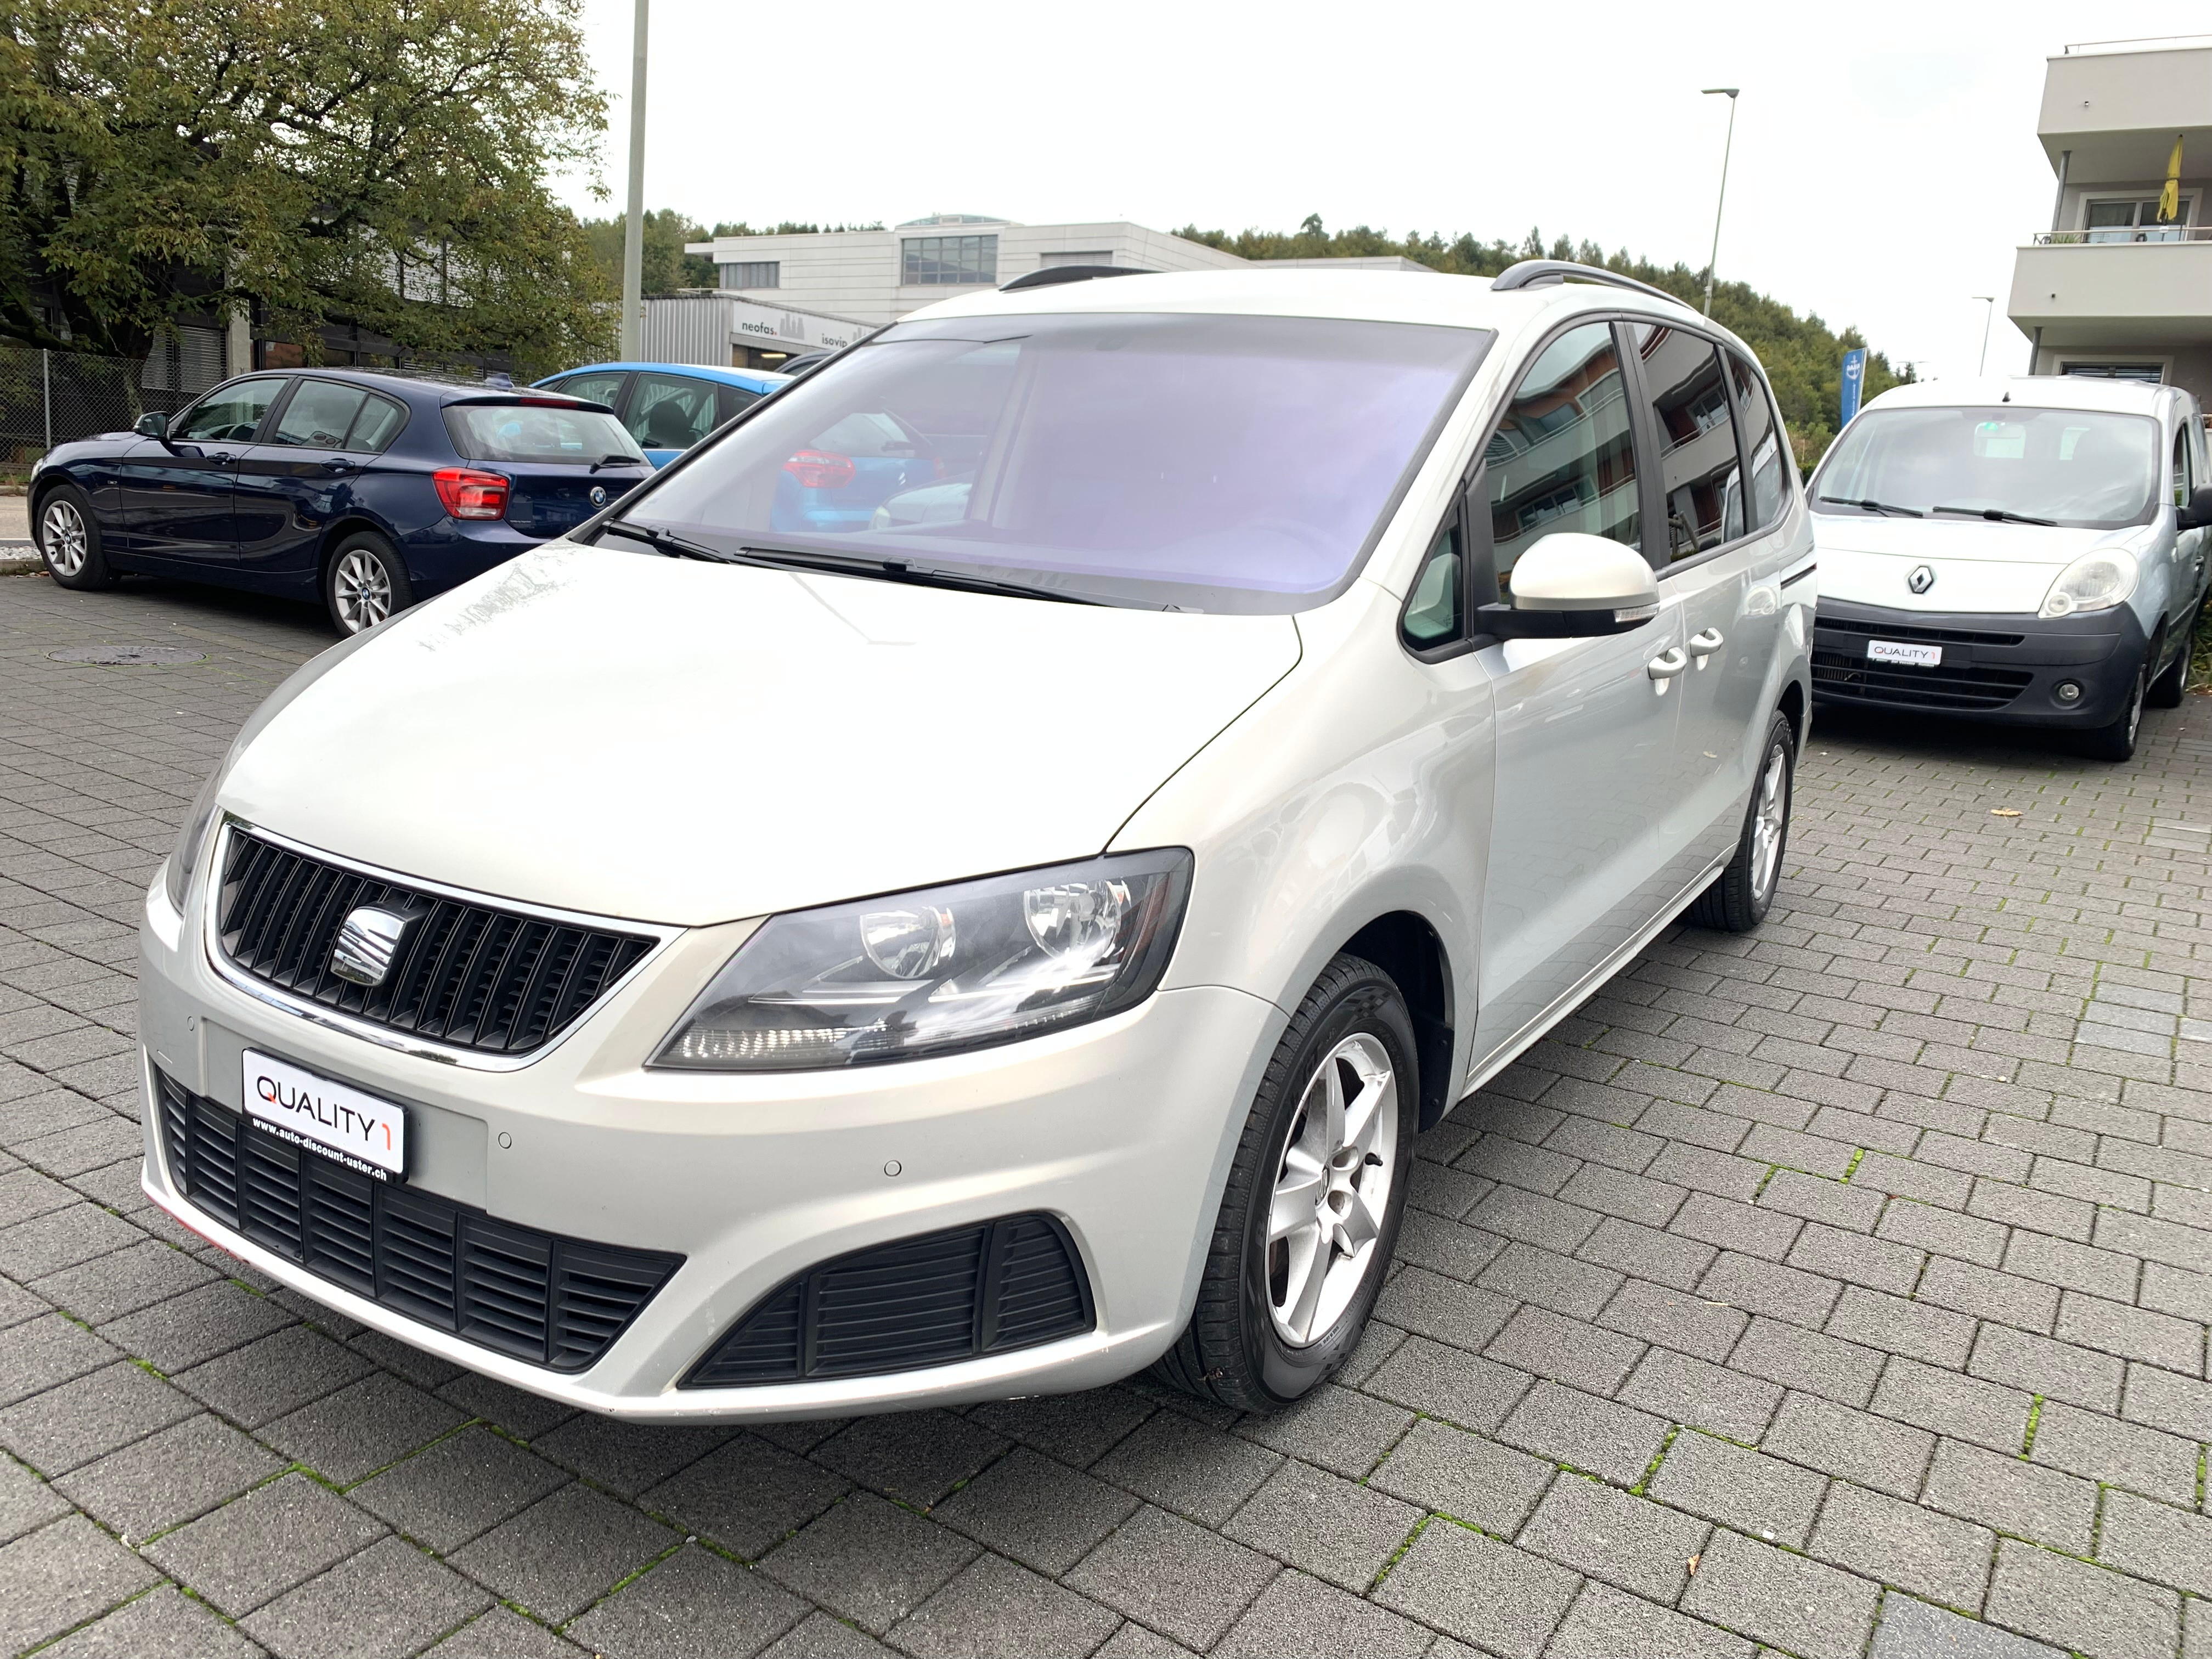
1812;648;2034;712
1816;614;2028;648
156;1071;679;1372
217;829;656;1057
684;1214;1092;1388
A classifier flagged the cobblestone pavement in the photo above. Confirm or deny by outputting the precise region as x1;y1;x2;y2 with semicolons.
13;569;2212;1658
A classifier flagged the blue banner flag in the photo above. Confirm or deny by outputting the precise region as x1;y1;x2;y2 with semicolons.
1839;349;1867;427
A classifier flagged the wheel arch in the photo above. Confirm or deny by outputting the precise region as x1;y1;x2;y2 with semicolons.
315;515;402;582
1776;678;1807;753
1338;910;1455;1132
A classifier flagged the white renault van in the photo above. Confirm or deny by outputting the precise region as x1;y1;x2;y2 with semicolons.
139;262;1814;1420
1809;376;2212;760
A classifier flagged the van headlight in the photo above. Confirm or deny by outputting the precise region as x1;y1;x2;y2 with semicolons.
651;850;1193;1071
2039;549;2138;619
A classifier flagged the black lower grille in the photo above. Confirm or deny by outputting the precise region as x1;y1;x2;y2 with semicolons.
1812;648;2033;712
216;829;657;1057
155;1071;679;1372
684;1215;1092;1388
1816;614;2027;648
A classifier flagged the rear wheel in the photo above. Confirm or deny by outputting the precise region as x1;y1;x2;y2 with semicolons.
1687;712;1794;933
324;532;413;635
36;486;116;590
1152;953;1416;1414
2081;652;2151;762
2148;611;2197;708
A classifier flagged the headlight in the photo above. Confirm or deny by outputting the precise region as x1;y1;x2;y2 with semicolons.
651;849;1193;1071
160;623;386;913
2039;548;2138;619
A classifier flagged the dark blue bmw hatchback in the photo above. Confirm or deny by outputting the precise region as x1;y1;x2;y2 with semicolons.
29;369;651;633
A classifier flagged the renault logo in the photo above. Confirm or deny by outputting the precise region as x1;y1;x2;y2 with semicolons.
589;485;608;507
330;905;416;988
1908;565;1936;595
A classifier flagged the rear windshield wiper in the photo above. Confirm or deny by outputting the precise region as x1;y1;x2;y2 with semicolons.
590;454;645;472
1818;495;1923;518
1931;504;2059;527
596;521;744;563
735;544;1103;606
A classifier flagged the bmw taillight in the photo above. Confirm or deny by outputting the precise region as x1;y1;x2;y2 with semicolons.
783;450;856;489
433;467;510;521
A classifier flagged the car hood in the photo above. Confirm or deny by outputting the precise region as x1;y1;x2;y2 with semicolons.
222;545;1302;926
1811;514;2146;612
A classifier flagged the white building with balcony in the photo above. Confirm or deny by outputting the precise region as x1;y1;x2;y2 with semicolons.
2008;37;2212;400
670;215;1433;369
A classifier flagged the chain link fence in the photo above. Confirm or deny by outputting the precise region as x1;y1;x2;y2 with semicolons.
0;342;215;463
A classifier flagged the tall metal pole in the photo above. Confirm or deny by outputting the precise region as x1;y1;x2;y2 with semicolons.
1972;296;1996;376
1701;88;1739;316
619;0;648;360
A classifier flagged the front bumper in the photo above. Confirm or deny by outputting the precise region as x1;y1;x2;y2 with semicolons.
1812;597;2148;727
139;875;1283;1420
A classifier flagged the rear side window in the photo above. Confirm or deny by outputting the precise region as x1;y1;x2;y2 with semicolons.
1636;327;1742;562
551;370;628;408
348;394;408;453
628;373;719;450
1728;353;1787;533
1485;321;1640;592
717;385;762;425
2175;424;2195;508
270;381;367;449
444;403;645;465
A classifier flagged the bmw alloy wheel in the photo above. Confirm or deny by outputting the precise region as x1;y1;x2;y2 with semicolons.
1266;1032;1398;1345
41;499;87;579
332;549;393;632
1749;745;1788;901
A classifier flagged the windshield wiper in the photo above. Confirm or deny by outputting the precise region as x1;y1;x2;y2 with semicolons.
1931;504;2059;527
596;521;744;563
1818;495;1923;518
589;454;644;471
735;544;1103;606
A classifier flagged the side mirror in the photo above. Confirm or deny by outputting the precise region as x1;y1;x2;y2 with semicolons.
134;411;168;439
2183;484;2212;532
1476;532;1661;639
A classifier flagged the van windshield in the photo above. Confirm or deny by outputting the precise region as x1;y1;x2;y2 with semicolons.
611;312;1492;612
1813;406;2159;531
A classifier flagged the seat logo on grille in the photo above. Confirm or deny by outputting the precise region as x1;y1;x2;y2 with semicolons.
331;905;415;988
1908;565;1936;595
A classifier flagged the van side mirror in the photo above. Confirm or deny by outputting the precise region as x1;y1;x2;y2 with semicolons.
134;411;168;439
1475;532;1661;640
2184;484;2212;531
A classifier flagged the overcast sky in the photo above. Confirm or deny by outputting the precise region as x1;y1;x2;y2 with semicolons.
555;0;2192;385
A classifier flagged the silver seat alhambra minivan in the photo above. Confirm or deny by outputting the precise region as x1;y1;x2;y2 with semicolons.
1809;375;2211;760
140;263;1814;1419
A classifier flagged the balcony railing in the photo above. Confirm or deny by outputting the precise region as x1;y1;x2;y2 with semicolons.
2033;225;2212;244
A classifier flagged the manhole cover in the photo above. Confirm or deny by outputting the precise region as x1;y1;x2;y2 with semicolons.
48;645;206;666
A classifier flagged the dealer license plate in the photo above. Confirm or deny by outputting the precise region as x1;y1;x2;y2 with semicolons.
242;1049;407;1181
1866;639;1943;669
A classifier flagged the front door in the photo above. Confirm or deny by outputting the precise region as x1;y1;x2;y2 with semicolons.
117;377;283;563
1471;320;1691;1057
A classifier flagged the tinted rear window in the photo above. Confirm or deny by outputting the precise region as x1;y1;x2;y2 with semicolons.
443;403;645;465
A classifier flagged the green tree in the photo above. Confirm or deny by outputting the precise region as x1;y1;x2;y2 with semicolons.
0;0;612;370
1177;219;1909;469
578;208;717;295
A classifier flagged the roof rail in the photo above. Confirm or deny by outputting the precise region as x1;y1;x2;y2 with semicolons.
1000;264;1151;292
1489;260;1683;305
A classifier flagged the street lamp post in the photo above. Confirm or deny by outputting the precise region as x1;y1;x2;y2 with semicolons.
1972;295;1996;376
1701;88;1740;317
619;0;649;360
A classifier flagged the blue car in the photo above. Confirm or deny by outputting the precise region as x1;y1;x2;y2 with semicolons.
29;369;652;633
534;362;791;467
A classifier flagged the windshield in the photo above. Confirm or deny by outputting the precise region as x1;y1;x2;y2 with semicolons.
613;312;1492;611
444;403;646;466
1813;405;2159;530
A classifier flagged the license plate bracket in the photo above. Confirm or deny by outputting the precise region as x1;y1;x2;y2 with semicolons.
1866;639;1944;669
242;1049;408;1181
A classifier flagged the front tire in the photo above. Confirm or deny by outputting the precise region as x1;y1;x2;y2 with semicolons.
1687;712;1794;933
324;532;413;635
2080;652;2150;762
1152;953;1417;1414
36;486;116;590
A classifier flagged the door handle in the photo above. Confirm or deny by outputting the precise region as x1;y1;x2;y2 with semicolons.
1689;627;1724;668
1647;646;1689;693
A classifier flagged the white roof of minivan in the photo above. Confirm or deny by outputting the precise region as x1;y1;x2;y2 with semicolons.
1863;375;2174;417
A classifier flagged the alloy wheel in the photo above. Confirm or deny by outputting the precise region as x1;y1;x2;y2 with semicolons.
1749;744;1789;901
332;550;393;632
1266;1031;1398;1346
41;500;87;579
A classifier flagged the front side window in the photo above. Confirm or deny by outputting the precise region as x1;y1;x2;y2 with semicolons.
902;235;997;286
173;379;283;443
552;371;628;409
269;380;368;449
1729;353;1786;534
621;312;1491;613
1813;406;2159;531
1638;328;1742;562
1402;522;1463;648
1485;322;1639;589
443;402;646;465
2175;424;2194;508
628;374;719;450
